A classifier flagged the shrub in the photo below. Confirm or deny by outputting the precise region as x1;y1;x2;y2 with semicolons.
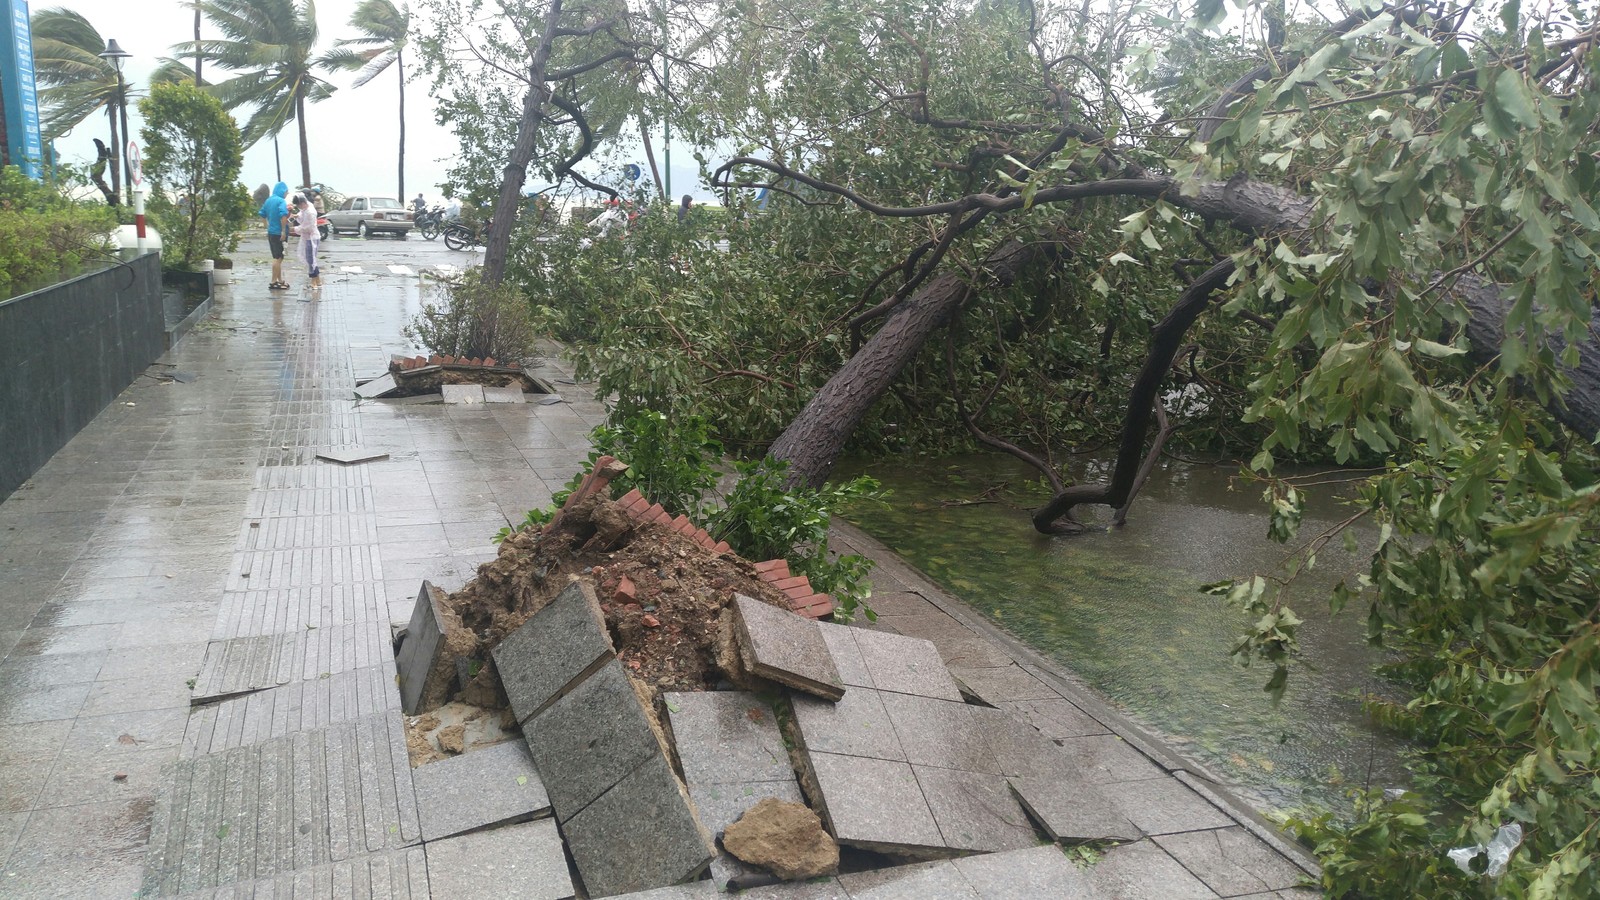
405;271;536;362
0;165;116;297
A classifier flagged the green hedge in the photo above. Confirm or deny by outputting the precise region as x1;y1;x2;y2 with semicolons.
0;166;116;298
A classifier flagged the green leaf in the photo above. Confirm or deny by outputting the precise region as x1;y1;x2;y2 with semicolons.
1493;68;1539;128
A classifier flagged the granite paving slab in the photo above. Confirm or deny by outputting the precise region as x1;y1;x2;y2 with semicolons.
849;628;961;701
997;697;1111;739
732;595;844;700
1008;774;1141;842
815;622;872;688
878;693;994;774
685;778;806;891
561;754;714;898
353;374;398;399
801;751;943;856
190;625;389;705
949;844;1093;899
788;688;905;762
412;739;551;842
1039;734;1169;784
424;818;573;899
1154;826;1311;896
911;765;1039;853
395;581;449;715
440;385;485;405
1108;776;1235;835
947;664;1059;702
481;386;527;404
837;859;979;899
664;691;791;786
315;448;391;465
969;705;1066;778
1086;839;1220;898
524;659;665;822
608;885;720;900
492;581;613;725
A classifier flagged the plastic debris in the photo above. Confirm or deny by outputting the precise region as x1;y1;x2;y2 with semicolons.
1447;823;1522;877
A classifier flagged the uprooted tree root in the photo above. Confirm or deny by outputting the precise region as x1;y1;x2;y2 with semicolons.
435;493;793;709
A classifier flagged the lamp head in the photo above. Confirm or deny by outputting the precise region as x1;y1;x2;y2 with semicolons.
99;39;132;74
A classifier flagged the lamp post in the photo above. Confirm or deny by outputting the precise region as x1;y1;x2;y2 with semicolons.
98;39;132;206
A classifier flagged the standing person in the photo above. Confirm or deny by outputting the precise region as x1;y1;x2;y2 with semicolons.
259;181;291;290
678;194;693;223
292;194;322;290
412;192;427;215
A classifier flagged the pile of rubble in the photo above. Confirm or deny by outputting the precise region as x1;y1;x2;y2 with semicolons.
391;461;1139;898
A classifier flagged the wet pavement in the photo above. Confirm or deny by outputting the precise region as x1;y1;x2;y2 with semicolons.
0;232;1322;898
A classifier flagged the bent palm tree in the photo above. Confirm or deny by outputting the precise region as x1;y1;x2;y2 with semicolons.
324;0;409;200
29;7;128;203
186;0;337;191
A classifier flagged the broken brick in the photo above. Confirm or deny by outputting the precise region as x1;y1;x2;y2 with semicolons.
614;576;637;603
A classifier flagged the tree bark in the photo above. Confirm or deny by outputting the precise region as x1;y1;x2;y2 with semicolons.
768;239;1057;488
193;4;202;85
397;51;405;202
481;0;564;287
296;88;312;192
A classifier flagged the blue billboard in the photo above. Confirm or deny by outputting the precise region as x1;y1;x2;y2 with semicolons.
0;0;43;179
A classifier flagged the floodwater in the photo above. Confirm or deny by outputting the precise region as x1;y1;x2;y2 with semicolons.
838;454;1410;818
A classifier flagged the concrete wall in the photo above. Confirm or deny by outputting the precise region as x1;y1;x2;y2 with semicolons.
0;252;164;499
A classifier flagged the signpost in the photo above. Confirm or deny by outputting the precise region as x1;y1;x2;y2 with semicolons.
128;139;147;254
0;0;44;179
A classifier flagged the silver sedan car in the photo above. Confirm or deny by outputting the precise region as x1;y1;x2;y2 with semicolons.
326;195;413;238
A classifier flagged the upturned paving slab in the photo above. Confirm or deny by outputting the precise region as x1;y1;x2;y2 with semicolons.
523;658;665;822
731;595;844;700
665;690;791;786
395;581;450;715
561;753;714;898
493;580;614;725
412;739;550;842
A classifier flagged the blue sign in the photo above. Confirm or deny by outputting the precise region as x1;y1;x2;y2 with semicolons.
623;163;641;182
0;0;44;179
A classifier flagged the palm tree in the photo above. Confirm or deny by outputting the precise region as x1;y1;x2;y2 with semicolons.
29;8;128;202
324;1;409;200
186;0;337;192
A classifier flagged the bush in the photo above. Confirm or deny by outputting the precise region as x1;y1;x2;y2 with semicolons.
0;165;116;297
405;271;536;362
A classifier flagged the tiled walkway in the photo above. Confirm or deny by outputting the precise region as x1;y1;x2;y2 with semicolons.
1;237;1321;898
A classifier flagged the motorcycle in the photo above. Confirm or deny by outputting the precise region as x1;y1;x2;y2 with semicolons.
415;205;447;241
442;219;486;251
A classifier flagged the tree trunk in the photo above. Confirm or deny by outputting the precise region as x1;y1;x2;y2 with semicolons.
107;107;122;204
768;239;1055;488
481;0;564;287
639;113;664;203
397;52;405;202
296;88;312;192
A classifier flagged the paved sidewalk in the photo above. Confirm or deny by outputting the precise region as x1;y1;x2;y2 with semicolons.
1;236;1321;898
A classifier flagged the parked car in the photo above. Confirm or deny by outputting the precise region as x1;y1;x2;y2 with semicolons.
326;195;412;238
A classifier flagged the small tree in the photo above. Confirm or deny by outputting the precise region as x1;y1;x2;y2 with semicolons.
139;82;251;270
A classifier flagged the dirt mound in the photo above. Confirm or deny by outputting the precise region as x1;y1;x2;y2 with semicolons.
436;493;792;704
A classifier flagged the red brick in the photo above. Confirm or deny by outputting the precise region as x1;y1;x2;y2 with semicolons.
670;515;696;534
484;357;497;367
692;531;716;549
712;542;732;554
640;503;666;523
617;488;647;513
428;354;444;366
771;574;809;592
753;559;789;576
613;575;637;603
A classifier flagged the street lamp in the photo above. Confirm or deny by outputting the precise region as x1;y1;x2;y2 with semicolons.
98;39;133;206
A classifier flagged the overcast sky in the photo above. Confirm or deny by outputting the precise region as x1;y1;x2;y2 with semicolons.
37;0;710;202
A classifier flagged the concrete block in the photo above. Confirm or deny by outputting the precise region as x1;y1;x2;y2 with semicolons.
731;595;843;701
802;751;943;856
850;628;961;701
562;754;714;898
664;691;791;786
492;580;613;725
524;659;663;822
423;817;573;899
412;740;551;842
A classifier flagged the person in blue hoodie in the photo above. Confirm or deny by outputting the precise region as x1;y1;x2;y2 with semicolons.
258;181;291;290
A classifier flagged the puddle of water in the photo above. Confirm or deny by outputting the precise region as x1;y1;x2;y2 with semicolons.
838;454;1410;817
